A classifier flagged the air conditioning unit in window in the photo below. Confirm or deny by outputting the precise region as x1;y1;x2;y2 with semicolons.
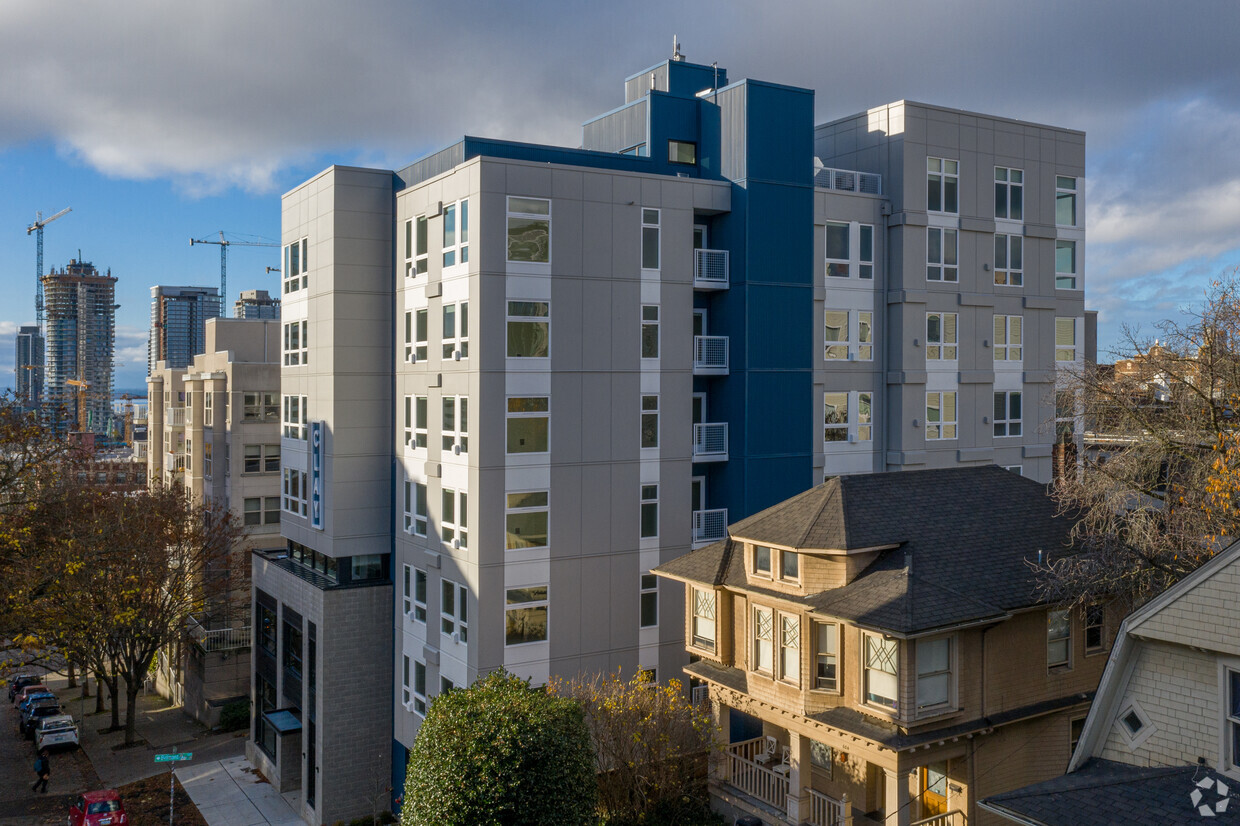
409;354;417;364
451;631;461;645
452;538;461;550
453;444;462;455
453;350;462;361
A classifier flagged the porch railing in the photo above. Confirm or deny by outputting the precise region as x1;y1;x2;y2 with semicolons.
807;788;847;826
725;738;789;812
187;616;252;653
911;811;965;826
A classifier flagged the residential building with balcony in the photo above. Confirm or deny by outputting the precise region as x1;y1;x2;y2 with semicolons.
655;465;1112;826
148;317;282;726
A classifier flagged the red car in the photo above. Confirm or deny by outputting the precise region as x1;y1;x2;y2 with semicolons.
68;791;128;826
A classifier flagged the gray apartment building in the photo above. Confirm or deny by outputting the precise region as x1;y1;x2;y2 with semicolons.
15;324;44;411
148;285;223;375
250;53;1090;825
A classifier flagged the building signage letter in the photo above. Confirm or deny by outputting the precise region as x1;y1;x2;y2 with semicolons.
310;421;324;529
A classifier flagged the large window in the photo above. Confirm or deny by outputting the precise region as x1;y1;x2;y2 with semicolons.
640;484;658;539
753;606;774;673
927;158;958;214
243;444;280;474
994;234;1023;286
641;395;659;449
505;491;549;550
405;395;427;450
243;392;279;422
243;496;280;526
994;167;1023;220
824;222;874;280
442;488;467;549
405;308;428;363
283;320;308;366
1047;608;1071;668
442;199;469;267
994;315;1023;361
282;468;308;517
1056;176;1078;227
916;636;952;712
926;313;958;360
815;622;838;691
641;306;660;359
927;228;958;282
926;392;957;440
640;574;658;628
505;586;549;645
282;619;302;678
994;392;1022;437
1056;318;1078;362
864;634;899;710
507;197;550;263
282;395;307;440
403;480;427;536
824;391;873;444
779;614;801;684
442;302;469;359
283;237;308;294
825;310;873;361
507;301;550;358
825;222;850;278
507;397;549;453
692;589;716;652
1056;390;1078;439
668;140;696;165
1056;240;1078;289
442;396;468;453
641;209;660;270
258;604;277;656
442;579;468;642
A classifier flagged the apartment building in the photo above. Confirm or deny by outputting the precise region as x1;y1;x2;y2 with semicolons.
656;465;1112;826
235;288;280;320
15;325;44;411
42;258;116;435
251;53;1090;824
148;317;282;725
148;285;223;374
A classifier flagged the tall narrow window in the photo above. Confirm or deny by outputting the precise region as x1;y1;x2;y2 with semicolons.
415;216;428;275
824;311;849;360
927;158;958;214
402;480;428;536
404;219;414;278
507;301;550;358
779;615;800;683
1047;609;1071;668
1226;670;1240;770
916;637;952;711
858;312;873;360
926;313;958;360
1056;176;1078;227
926;392;957;440
402;565;412;616
824;392;848;442
641;209;660;270
752;545;772;577
994;391;1022;437
641;306;660;359
927;228;958;282
641;395;659;448
1056;318;1078;362
413;569;427;622
414;396;428;448
994;167;1023;220
442;489;467;549
442;302;469;358
411;661;427;715
283;237;308;293
994;315;1023;361
402;655;411;705
859;225;874;279
441;579;467;641
858;393;873;441
1084;603;1105;653
505;492;549;550
640;484;658;539
283;320;308;365
995;234;1023;286
865;634;899;710
442;396;469;453
442;199;469;267
1056;240;1078;289
414;309;428;362
692;589;716;652
753;606;774;673
825;222;850;278
404;311;413;362
507;197;551;263
815;623;838;691
640;574;658;628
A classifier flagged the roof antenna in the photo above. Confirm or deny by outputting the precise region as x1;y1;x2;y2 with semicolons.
672;35;684;62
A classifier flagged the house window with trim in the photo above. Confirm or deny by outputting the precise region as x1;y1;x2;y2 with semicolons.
283;237;308;293
507;197;550;263
641;306;659;359
412;660;427;715
283;320;308;366
926;392;957;440
282;395;307;439
441;579;467;641
1047;608;1071;668
402;480;427;537
752;545;772;577
1070;716;1086;756
507;301;550;358
753;606;774;674
442;488;467;549
865;634;899;710
243;392;279;422
1056;177;1078;227
995;234;1023;286
927;228;958;282
505;587;549;645
994;315;1023;361
1226;670;1240;771
825;310;873;361
442;302;469;359
927;158;959;214
640;574;658;628
507;397;549;454
927;313;958;360
442;396;468;453
640;484;658;539
916;636;953;713
641;209;660;270
994;391;1022;437
692;589;716;652
995;167;1024;220
641;395;659;449
1085;603;1105;652
505;491;548;550
282;468;308;517
815;623;838;691
442;199;469;267
243;497;280;527
1056;318;1078;362
1056;240;1078;289
781;551;800;582
779;614;801;684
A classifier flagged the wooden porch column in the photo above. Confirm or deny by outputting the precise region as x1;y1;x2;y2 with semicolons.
710;697;729;783
786;730;812;822
883;766;912;826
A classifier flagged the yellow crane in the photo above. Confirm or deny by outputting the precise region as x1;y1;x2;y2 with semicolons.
66;378;89;433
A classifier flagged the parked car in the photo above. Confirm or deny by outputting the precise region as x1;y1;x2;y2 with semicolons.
69;791;128;826
22;698;63;739
16;689;54;714
13;685;49;708
34;714;79;751
7;674;41;702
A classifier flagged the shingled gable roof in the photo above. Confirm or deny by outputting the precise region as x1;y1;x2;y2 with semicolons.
654;465;1075;635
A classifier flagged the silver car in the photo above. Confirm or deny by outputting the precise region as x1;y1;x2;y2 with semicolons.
34;714;78;750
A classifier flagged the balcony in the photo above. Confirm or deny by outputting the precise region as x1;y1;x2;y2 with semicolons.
693;336;729;375
692;508;727;548
165;406;186;427
725;738;851;826
813;166;882;195
163;452;185;473
187;616;251;653
694;248;729;289
693;422;729;462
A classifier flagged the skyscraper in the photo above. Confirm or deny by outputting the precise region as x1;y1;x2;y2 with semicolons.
148;285;223;375
234;288;280;320
43;259;117;435
15;325;44;411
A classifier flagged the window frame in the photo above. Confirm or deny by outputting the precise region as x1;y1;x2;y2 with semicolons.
641;394;660;449
1056;176;1078;227
441;579;468;642
1084;603;1105;653
1056;240;1078;290
825;309;874;361
824;221;874;280
925;391;958;441
282;468;308;517
505;586;550;646
926;313;959;361
639;484;659;539
752;605;775;675
639;573;658;629
915;635;954;715
243;392;279;423
993;391;1023;437
641;305;660;359
441;302;469;359
824;390;873;445
994;166;1024;221
505;491;549;551
441;199;469;268
927;157;959;214
778;613;801;685
668;140;697;165
402;479;428;537
507;396;549;454
641;208;660;270
506;301;550;358
927;227;959;282
864;632;900;711
994;233;1023;287
691;588;716;653
442;396;469;454
283;237;308;294
1056;318;1078;362
994;315;1023;362
282;395;307;440
441;488;468;549
814;622;839;692
283;320;308;366
1047;608;1071;669
506;196;551;264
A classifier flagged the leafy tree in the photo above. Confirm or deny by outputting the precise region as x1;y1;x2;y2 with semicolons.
550;671;720;826
1035;276;1240;610
401;670;596;826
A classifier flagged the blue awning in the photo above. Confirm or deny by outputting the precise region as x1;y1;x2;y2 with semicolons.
263;710;302;733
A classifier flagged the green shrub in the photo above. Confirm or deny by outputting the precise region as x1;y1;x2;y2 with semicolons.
401;670;596;826
217;698;249;732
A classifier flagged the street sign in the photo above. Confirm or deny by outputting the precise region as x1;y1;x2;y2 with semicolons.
154;753;192;763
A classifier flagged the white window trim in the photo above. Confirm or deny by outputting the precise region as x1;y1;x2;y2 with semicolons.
927;157;959;215
641;305;660;360
1047;608;1072;669
506;301;550;359
993;315;1023;362
925;391;958;441
412;567;427;622
1115;699;1155;751
403;478;428;536
281;467;308;518
914;635;956;716
994;233;1023;287
641;394;660;450
926;313;958;361
824;309;874;361
411;659;427;716
505;491;549;551
641;208;660;271
1056;240;1080;290
442;396;468;455
863;632;900;713
1056;176;1079;228
691;588;717;653
813;621;840;693
505;586;550;647
506;196;551;265
752;604;775;676
1056;318;1079;363
283;320;308;366
282;395;307;440
824;221;875;281
823;390;874;446
441;579;468;643
507;396;550;455
639;573;658;629
441;199;469;269
441;301;469;360
927;227;959;282
410;308;428;363
441;488;467;549
640;483;659;540
994;166;1024;221
283;237;308;294
1219;662;1240;778
993;391;1023;438
778;613;801;686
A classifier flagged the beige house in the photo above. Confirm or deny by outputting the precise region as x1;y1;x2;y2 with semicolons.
655;465;1111;826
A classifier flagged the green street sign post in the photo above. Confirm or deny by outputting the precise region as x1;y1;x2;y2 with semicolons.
154;753;192;762
154;753;192;825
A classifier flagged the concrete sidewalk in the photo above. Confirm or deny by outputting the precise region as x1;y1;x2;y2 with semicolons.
176;756;300;826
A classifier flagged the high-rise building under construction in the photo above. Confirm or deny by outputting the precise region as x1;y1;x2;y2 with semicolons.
15;325;44;411
43;259;117;434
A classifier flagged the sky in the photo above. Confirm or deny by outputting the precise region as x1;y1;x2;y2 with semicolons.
1;0;1238;391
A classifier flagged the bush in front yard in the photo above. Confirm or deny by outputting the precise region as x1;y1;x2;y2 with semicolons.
218;698;249;732
400;670;596;826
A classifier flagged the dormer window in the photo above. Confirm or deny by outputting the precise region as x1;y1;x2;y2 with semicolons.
780;550;799;582
753;545;772;577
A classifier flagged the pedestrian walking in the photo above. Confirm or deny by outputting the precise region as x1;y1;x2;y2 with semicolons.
31;748;49;793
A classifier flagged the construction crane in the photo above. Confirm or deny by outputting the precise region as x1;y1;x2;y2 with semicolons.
27;207;72;334
189;232;279;317
66;378;89;434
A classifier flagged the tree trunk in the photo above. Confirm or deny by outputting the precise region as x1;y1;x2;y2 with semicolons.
103;675;121;731
67;661;77;689
123;675;141;746
94;670;105;714
80;672;91;699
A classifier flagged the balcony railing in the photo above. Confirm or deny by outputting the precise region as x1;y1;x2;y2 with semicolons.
163;452;185;472
692;508;727;547
808;788;848;826
725;738;788;812
911;812;965;826
165;406;186;427
693;423;729;462
693;336;729;375
814;166;882;195
694;249;729;289
187;616;252;653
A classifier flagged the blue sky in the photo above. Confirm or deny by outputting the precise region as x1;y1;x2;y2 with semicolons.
2;0;1239;391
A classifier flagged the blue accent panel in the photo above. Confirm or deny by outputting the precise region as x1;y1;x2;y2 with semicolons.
647;93;706;177
744;82;815;186
664;60;728;98
391;739;407;812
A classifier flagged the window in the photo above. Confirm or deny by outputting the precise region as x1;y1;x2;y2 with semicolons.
442;396;468;453
442;199;469;267
926;313;958;360
257;604;277;656
1227;670;1240;771
405;396;427;449
926;392;957;440
351;554;382;581
507;301;550;357
824;391;873;444
779;614;801;684
927;228;958;282
825;222;850;278
1084;603;1105;652
442;302;469;359
824;392;847;442
402;565;412;616
753;606;774;673
507;397;549;453
865;634;899;710
641;395;659;448
640;484;658;539
505;586;549;645
860;225;874;279
1070;716;1086;756
441;488;467;549
1118;702;1152;745
402;654;410;706
1056;318;1078;362
282;620;302;677
780;550;799;582
507;197;550;263
692;589;716;652
505;491;548;550
283;320;308;366
412;660;427;715
668;140;696;164
927;157;958;214
641;209;660;269
1056;176;1078;227
994;234;1023;286
283;237;308;293
824;310;873;361
640;574;658;628
752;545;772;577
994;167;1024;220
815;623;838;691
994;315;1023;361
641;306;659;359
204;392;213;427
204;442;213;478
282;395;307;439
243;392;279;422
244;497;280;527
1056;240;1078;289
243;444;280;474
405;309;428;363
824;222;874;280
441;579;467;641
810;740;835;778
994;392;1022;437
415;216;429;276
282;468;308;517
916;636;952;712
1047;608;1071;668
